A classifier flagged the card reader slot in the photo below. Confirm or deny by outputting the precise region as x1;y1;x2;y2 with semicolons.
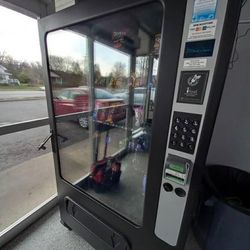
165;173;185;185
165;154;192;186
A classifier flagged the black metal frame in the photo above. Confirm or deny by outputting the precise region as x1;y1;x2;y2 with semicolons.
0;117;49;136
38;0;241;249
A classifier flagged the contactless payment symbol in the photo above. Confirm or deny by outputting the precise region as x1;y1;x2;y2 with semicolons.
187;74;201;87
177;71;209;104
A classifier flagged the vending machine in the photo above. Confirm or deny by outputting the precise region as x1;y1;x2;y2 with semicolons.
38;0;241;249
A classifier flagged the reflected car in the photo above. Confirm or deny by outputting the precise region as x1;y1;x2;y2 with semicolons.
113;87;156;107
53;87;126;128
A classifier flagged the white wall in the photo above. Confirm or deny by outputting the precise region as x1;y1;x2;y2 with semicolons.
207;1;250;172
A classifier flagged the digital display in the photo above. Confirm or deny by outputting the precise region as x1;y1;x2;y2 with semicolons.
184;39;215;58
169;163;185;173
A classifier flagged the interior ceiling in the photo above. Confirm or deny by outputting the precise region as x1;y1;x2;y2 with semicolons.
1;0;250;21
0;0;55;18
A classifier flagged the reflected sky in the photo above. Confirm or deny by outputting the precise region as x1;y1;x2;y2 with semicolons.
94;42;130;76
47;30;130;76
0;6;41;62
47;30;87;61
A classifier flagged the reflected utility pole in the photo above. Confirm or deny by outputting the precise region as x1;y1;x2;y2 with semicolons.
87;37;98;163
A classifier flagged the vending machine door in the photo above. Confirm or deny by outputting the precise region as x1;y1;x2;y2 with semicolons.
38;0;241;249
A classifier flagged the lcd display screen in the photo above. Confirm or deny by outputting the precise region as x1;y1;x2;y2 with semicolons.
184;39;215;58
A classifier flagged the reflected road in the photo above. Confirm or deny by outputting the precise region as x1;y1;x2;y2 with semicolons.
0;98;49;171
0;90;45;101
0;98;94;172
0;99;48;126
0;98;126;172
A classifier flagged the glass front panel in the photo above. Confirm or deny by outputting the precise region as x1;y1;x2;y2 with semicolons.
46;2;163;225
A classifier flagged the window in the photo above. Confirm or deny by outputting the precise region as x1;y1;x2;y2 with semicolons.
0;6;56;236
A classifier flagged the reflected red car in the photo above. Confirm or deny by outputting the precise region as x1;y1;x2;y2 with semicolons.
53;87;126;128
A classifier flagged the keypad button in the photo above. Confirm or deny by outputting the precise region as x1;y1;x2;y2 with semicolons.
179;142;185;148
181;134;186;141
182;127;187;133
171;140;177;146
184;119;189;125
189;136;195;143
174;125;179;131
188;144;194;151
175;117;181;124
173;132;178;139
193;120;199;127
191;129;196;135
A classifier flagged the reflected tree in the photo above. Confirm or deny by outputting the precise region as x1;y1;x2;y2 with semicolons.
110;62;126;89
0;51;43;85
94;64;102;86
136;56;149;87
48;55;88;87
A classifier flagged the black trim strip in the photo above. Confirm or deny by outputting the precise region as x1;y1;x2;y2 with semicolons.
0;117;49;136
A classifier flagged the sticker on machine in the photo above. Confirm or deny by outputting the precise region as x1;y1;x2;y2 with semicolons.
177;71;209;104
187;20;217;41
183;58;207;69
192;0;217;23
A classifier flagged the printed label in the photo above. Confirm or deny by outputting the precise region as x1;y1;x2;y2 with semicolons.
192;0;217;23
188;20;217;41
183;59;207;68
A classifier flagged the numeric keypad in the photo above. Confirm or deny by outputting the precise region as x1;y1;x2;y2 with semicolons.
169;112;201;154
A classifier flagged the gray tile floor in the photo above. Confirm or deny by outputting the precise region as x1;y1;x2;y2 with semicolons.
2;207;94;250
2;206;201;250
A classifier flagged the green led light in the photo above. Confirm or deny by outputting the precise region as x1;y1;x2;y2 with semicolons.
169;163;185;173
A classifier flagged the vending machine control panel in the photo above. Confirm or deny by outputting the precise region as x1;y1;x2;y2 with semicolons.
155;0;230;246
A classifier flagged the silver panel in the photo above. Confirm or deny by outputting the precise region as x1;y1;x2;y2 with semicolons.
155;0;229;246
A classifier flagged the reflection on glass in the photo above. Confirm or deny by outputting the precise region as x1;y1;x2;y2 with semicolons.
0;126;56;232
46;2;163;225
